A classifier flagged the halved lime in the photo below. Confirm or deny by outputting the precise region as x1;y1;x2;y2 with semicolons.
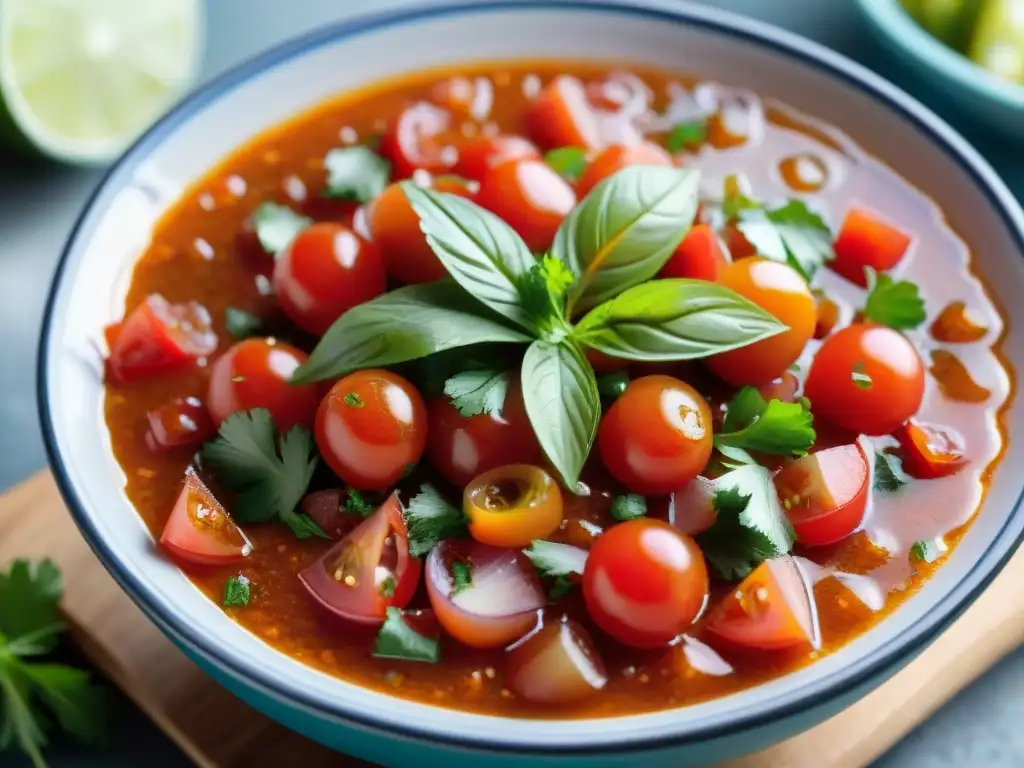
0;0;203;165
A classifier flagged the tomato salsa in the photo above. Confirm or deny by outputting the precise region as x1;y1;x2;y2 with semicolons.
103;62;1011;717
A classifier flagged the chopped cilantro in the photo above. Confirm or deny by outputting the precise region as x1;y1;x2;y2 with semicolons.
610;494;647;521
697;465;796;580
863;268;927;330
443;368;511;418
732;198;834;281
343;392;364;408
716;444;757;469
321;146;391;202
874;452;911;493
518;253;576;336
251;202;311;256
544;147;588;183
910;538;946;564
403;484;469;557
596;370;629;402
523;540;588;578
201;409;327;539
665;119;708;152
343;488;375;518
851;362;872;389
379;577;396;599
372;608;440;664
0;560;109;766
224;307;263;341
548;575;575;600
715;386;815;457
223;575;251;607
452;562;472;595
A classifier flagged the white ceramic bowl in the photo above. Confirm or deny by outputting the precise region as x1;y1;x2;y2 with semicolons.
39;2;1024;766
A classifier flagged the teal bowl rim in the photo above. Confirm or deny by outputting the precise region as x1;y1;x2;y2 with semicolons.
855;0;1024;108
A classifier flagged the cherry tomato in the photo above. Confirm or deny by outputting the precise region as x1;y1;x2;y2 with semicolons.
814;291;841;339
659;224;729;282
273;223;385;335
804;323;925;435
160;469;252;566
299;493;421;625
425;382;540;487
369;178;474;284
706;258;816;386
583;519;708;649
106;295;218;383
454;134;539;181
207;338;319;432
598;375;713;495
378;101;457;179
300;489;362;540
706;557;820;651
476;159;577;252
831;207;912;287
464;464;563;548
315;370;427;491
145;396;215;452
774;443;869;547
506;618;608;704
895;419;968;479
576;142;673;197
525;75;603;151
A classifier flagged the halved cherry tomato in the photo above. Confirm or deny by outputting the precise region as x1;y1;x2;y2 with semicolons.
145;396;216;452
454;134;539;181
774;444;869;547
369;178;474;285
706;557;820;651
706;258;816;386
804;323;925;435
464;464;563;548
315;370;427;491
299;493;421;625
106;294;218;383
583;519;708;649
273;222;386;335
506;618;608;704
598;375;713;495
659;224;729;282
426;540;545;648
160;468;252;566
379;102;457;179
476;158;577;252
207;338;319;432
831;207;912;287
576;142;672;197
425;381;540;487
525;75;603;151
895;419;968;479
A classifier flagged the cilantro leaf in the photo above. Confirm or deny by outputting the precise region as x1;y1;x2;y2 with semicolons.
379;577;396;599
372;608;440;664
443;368;511;418
874;452;910;493
544;147;588;183
523;540;588;578
911;538;946;564
851;362;872;389
0;560;62;651
518;254;576;337
863;268;927;330
321;146;391;202
715;387;815;457
223;575;251;607
548;575;574;600
343;489;375;518
697;465;795;580
201;409;326;539
734;199;834;281
19;664;108;746
342;392;364;407
224;307;263;341
610;494;647;521
716;444;758;469
452;562;472;595
403;484;469;557
665;119;708;152
251;202;311;256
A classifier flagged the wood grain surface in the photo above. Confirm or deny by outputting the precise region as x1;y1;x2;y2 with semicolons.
1;472;1020;768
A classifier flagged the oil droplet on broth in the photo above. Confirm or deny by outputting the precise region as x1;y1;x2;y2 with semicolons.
779;153;828;192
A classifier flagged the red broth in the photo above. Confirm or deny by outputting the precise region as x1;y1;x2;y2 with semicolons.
103;62;1011;717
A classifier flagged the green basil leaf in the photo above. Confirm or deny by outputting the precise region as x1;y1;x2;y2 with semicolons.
544;147;588;182
252;202;311;256
520;339;600;489
402;183;537;331
553;166;701;313
322;146;391;202
293;281;531;383
573;279;787;361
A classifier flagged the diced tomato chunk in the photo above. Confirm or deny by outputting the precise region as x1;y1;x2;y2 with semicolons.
160;469;252;567
659;224;729;281
895;419;968;479
106;294;218;383
831;207;912;287
525;75;603;151
145;397;216;452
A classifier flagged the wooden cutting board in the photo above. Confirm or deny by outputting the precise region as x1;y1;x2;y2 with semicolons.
2;472;1022;768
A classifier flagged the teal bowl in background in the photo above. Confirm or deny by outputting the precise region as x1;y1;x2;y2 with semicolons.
853;0;1024;139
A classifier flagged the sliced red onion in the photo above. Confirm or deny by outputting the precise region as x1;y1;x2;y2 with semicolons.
767;556;822;650
506;619;608;704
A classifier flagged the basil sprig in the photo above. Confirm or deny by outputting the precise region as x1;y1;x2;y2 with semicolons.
295;166;787;488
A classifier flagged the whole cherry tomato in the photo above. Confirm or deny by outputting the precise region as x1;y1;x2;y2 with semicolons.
378;101;457;179
476;158;577;252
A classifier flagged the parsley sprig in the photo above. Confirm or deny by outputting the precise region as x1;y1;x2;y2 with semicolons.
443;368;511;418
715;387;815;457
523;541;588;600
403;485;469;557
862;268;926;330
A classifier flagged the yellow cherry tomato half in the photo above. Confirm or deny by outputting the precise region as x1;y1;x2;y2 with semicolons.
464;464;564;548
